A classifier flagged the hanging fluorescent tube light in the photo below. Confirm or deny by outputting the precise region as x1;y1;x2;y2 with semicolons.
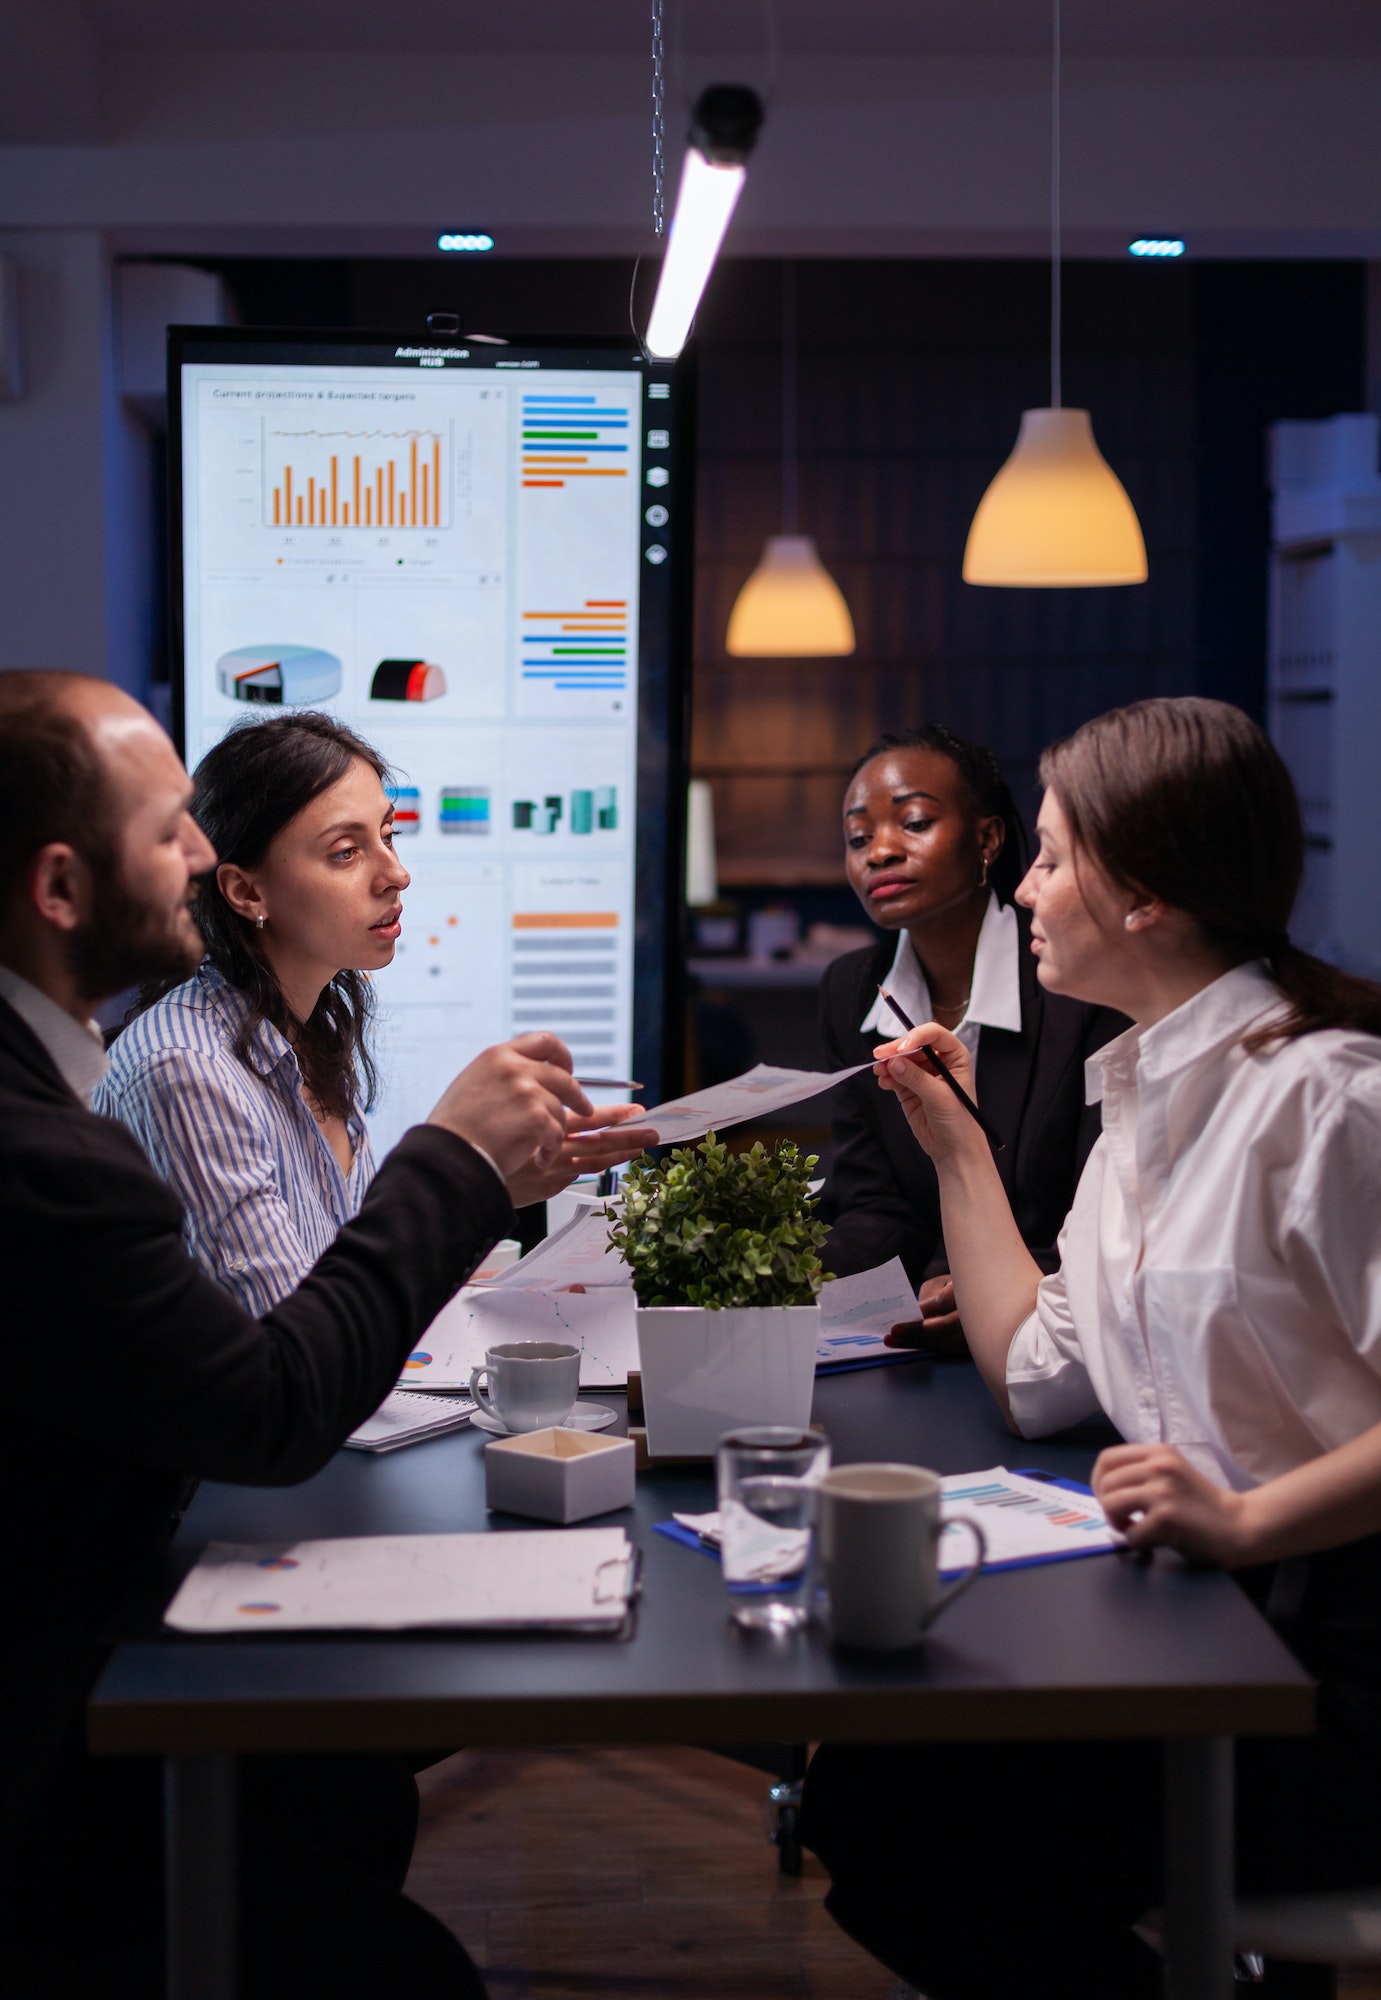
644;85;763;361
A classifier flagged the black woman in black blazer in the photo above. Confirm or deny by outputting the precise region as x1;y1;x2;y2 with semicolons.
819;909;1123;1282
818;724;1126;1290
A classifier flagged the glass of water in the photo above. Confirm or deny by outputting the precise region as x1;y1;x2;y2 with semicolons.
715;1426;831;1633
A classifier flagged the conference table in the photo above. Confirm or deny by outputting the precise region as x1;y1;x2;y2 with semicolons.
90;1357;1313;2000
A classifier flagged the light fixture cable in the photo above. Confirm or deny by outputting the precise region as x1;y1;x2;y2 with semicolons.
781;259;797;535
1050;0;1061;409
651;0;666;238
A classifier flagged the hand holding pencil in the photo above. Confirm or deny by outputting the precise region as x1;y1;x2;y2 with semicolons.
871;990;1005;1161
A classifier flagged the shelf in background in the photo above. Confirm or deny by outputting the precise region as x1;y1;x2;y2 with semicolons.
688;955;832;989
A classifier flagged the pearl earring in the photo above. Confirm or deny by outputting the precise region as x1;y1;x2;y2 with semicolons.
255;914;266;930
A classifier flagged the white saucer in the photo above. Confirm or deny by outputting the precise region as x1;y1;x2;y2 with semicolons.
471;1404;618;1438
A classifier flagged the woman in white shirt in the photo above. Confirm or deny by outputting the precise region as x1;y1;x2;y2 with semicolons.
801;696;1381;2000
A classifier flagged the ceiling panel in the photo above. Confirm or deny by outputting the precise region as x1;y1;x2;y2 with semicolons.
81;0;1381;60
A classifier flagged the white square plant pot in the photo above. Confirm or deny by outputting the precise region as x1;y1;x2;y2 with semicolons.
634;1303;821;1459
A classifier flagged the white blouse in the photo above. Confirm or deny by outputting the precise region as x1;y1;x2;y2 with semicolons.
1006;963;1381;1491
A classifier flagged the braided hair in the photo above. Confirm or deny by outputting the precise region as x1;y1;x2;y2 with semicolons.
848;723;1029;905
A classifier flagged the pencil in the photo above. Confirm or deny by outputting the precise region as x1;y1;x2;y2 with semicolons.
574;1078;643;1092
875;987;1006;1152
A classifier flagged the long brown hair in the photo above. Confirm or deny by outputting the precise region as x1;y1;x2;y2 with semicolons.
138;713;391;1120
1039;696;1381;1050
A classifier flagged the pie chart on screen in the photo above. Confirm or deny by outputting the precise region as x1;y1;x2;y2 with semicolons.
371;658;448;702
216;644;342;705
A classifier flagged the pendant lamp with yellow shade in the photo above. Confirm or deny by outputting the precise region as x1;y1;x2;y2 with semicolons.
963;0;1147;589
727;264;856;655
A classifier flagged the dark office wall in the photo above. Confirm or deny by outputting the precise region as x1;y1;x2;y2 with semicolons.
205;254;1364;883
1194;263;1365;722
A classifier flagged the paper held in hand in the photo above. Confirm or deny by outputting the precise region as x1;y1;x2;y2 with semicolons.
629;1061;871;1147
164;1527;638;1633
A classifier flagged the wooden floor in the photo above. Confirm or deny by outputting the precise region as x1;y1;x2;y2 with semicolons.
406;1745;895;1999
407;1743;1381;1999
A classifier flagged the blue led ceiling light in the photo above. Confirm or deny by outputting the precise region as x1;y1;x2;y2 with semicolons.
1129;238;1185;258
438;233;495;252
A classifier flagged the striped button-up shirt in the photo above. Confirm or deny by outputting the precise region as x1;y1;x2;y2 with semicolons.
94;964;374;1315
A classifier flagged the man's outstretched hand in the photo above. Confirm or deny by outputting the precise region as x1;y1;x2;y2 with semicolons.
506;1102;658;1209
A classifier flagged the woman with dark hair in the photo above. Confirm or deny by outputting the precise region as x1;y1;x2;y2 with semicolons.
96;713;645;1312
803;698;1381;1999
819;721;1125;1338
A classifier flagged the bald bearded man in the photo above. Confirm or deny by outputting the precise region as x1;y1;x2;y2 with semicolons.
0;671;652;1998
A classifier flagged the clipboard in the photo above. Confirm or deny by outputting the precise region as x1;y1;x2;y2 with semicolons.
163;1528;641;1636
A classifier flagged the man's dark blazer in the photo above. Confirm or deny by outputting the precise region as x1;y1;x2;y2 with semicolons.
818;909;1127;1283
0;993;512;1866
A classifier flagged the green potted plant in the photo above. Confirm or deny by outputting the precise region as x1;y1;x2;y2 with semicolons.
605;1133;829;1457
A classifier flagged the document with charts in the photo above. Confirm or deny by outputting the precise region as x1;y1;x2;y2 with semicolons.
400;1282;638;1390
814;1258;920;1368
479;1203;626;1291
438;1239;919;1380
939;1468;1124;1575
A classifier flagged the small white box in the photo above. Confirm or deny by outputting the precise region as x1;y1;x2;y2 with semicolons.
484;1427;636;1524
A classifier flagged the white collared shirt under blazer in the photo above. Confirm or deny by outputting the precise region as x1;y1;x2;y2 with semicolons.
1006;963;1381;1491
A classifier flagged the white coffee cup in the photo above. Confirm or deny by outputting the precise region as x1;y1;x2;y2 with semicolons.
818;1463;986;1651
469;1342;581;1434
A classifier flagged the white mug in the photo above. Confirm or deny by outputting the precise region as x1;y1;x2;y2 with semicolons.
818;1463;986;1651
468;1341;580;1434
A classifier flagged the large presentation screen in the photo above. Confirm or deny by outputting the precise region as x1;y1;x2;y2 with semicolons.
171;329;688;1155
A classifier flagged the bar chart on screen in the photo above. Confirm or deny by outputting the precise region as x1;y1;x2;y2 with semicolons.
520;391;630;490
514;598;629;723
510;908;624;1070
513;380;640;720
265;422;450;529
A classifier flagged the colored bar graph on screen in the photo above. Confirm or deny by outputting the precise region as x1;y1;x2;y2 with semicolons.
520;600;628;692
509;911;622;1052
520;393;630;489
266;422;450;528
439;786;491;835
